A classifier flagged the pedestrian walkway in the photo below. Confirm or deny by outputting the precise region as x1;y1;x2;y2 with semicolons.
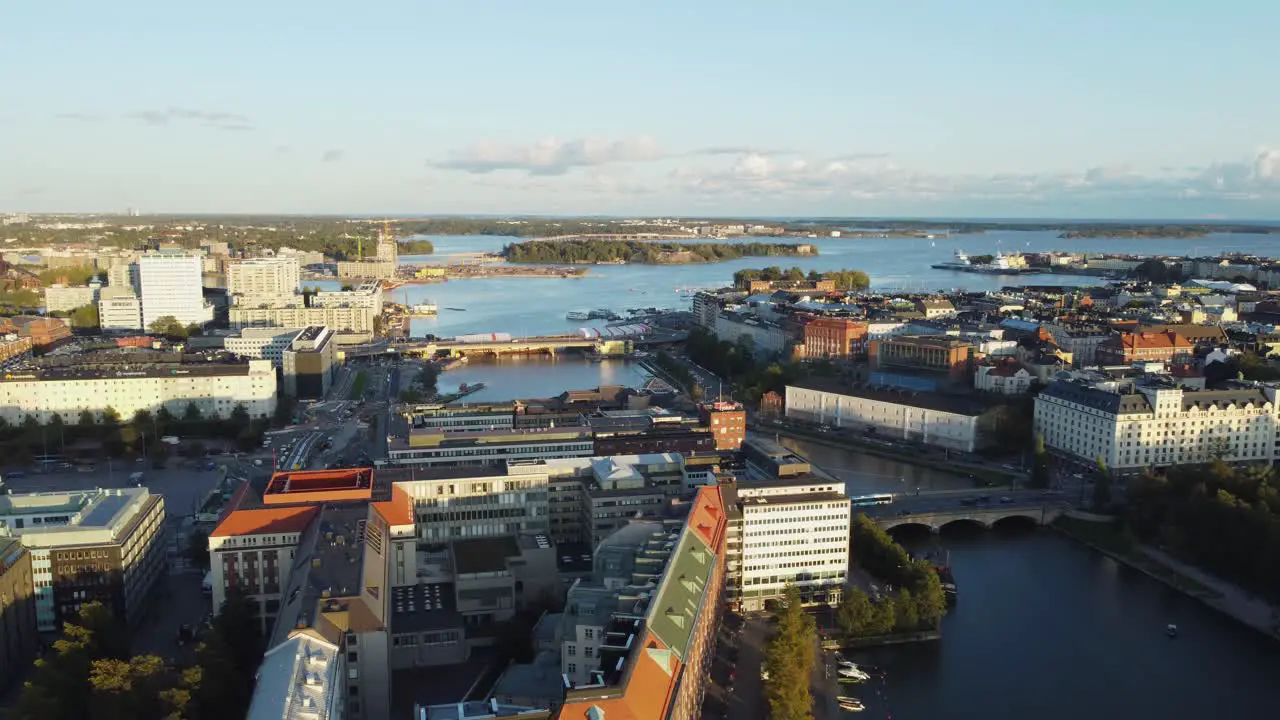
1140;546;1280;638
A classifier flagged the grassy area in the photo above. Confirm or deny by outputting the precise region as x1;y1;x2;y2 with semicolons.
349;371;368;400
1054;516;1221;599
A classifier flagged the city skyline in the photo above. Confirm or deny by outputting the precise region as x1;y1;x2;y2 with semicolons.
3;0;1279;218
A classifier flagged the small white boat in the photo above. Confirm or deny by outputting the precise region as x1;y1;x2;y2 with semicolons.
839;700;865;713
838;667;870;681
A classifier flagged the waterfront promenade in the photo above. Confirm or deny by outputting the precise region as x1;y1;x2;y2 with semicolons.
1139;546;1280;639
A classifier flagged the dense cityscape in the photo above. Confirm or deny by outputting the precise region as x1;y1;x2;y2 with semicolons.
6;3;1280;719
0;212;1277;720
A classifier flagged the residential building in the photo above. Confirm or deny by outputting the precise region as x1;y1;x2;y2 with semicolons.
555;485;726;720
0;354;277;424
691;292;723;330
1141;323;1230;352
0;488;166;632
138;252;214;327
727;477;851;612
336;260;397;280
245;629;344;720
697;401;746;450
1096;330;1195;365
230;304;377;334
712;312;792;356
975;359;1034;395
796;317;869;359
1035;378;1278;473
1041;324;1113;367
227;257;301;304
311;281;383;310
226;327;304;366
387;427;595;469
915;297;956;318
98;287;144;330
44;283;101;313
282;326;338;398
786;378;998;452
0;336;33;364
106;262;140;293
0;537;38;692
208;468;374;631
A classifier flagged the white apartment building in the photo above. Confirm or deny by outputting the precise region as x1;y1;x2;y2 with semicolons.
209;508;315;633
107;262;140;293
227;257;301;303
975;363;1034;395
786;379;996;452
98;287;143;330
44;284;100;313
0;358;277;424
311;281;383;310
138;252;214;327
226;327;304;366
732;479;850;612
713;312;791;356
1034;380;1279;473
392;465;553;543
230;305;377;333
0;488;166;631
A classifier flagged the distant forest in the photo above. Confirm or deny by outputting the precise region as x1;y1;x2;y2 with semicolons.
502;239;814;264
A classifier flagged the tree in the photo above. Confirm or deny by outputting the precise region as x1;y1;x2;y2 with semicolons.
69;304;99;329
1092;457;1114;512
186;529;211;570
835;588;875;636
147;316;187;339
1030;436;1052;489
229;404;250;428
762;586;816;720
101;407;121;426
78;409;97;427
183;402;202;422
155;406;175;426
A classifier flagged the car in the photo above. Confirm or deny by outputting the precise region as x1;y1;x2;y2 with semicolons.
959;498;976;506
999;496;1014;504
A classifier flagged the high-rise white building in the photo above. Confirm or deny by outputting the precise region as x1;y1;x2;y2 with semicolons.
44;284;101;313
98;287;143;331
729;478;851;612
227;257;301;303
138;252;214;328
107;262;140;293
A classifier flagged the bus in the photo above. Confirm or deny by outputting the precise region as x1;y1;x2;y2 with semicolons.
850;494;895;507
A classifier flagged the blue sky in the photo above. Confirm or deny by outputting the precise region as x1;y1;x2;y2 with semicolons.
3;0;1279;218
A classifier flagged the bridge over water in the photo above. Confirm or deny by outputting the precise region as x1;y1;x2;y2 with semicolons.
340;330;688;360
864;499;1068;533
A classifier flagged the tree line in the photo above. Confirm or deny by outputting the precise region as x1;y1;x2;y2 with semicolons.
1124;459;1280;602
0;402;281;468
762;586;818;720
834;516;948;638
731;266;870;291
502;239;813;265
9;592;263;720
683;327;810;407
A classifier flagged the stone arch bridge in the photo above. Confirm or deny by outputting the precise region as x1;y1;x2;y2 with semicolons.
874;503;1066;533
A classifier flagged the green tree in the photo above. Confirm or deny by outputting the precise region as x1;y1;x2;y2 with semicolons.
229;404;250;428
78;409;97;427
147;316;187;339
893;588;919;630
1030;436;1052;489
69;304;100;329
183;402;202;422
186;529;211;570
101;407;121;426
868;595;897;634
835;588;875;636
1092;457;1114;512
762;586;816;720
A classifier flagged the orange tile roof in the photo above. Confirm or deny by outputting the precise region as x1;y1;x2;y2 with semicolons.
688;485;726;551
1115;330;1193;350
210;505;320;538
558;631;681;720
372;485;414;527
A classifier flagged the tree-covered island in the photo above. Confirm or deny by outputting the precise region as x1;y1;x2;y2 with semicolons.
501;238;815;264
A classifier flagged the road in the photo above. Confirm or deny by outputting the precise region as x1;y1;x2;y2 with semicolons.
861;488;1068;517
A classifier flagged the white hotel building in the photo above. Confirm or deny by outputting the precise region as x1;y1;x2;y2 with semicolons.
728;477;851;612
1034;379;1279;474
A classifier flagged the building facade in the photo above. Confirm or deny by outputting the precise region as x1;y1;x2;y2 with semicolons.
1096;330;1195;365
797;317;869;359
229;305;377;333
869;335;974;383
225;327;303;366
44;284;100;313
227;257;301;303
697;401;747;450
138;252;214;327
1035;380;1278;473
785;379;996;452
0;538;38;692
0;357;277;424
282;326;338;398
387;428;595;469
98;288;144;330
1;488;166;632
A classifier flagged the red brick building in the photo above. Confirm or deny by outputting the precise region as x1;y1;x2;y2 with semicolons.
698;401;746;450
0;316;71;349
798;317;869;359
1096;330;1194;365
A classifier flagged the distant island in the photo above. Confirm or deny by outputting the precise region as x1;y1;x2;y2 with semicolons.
502;238;816;265
1056;227;1209;239
733;266;870;291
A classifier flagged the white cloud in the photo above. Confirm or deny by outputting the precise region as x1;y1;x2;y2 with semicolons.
321;149;345;163
431;137;663;175
124;107;254;131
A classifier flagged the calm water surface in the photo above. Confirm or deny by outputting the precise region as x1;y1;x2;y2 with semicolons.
309;231;1280;338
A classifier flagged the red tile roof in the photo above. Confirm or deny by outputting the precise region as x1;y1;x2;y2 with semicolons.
372;485;414;527
210;505;320;538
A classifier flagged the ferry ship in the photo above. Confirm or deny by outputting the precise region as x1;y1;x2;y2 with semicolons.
408;302;438;316
566;311;590;321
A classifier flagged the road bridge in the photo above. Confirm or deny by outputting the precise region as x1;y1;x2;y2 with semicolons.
399;334;599;358
528;233;698;242
868;502;1067;532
